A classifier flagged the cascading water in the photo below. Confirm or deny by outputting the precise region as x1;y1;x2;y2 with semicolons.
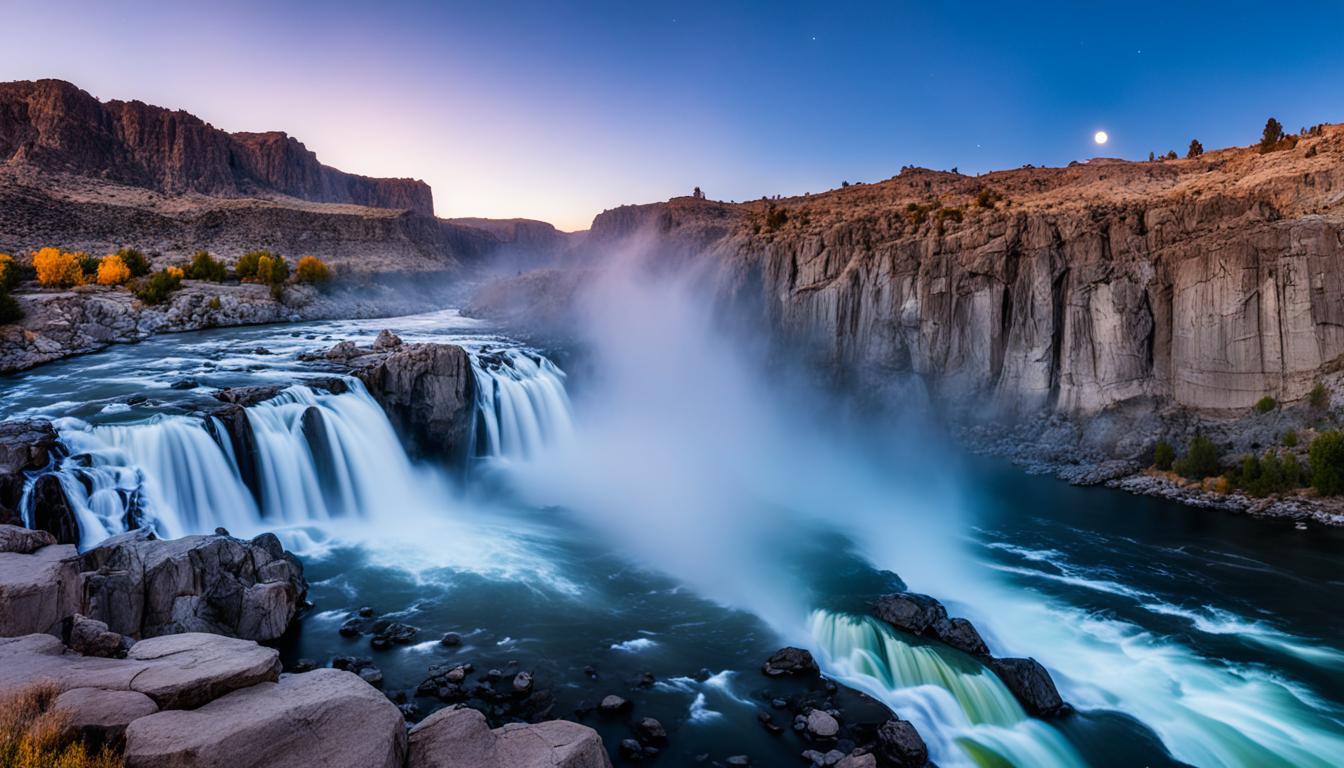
809;611;1086;768
470;348;574;461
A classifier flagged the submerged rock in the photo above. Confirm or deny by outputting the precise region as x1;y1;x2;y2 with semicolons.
762;646;820;677
873;593;948;636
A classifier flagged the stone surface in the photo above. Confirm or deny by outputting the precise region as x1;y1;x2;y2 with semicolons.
27;473;78;544
873;594;948;636
64;614;129;658
0;419;61;525
762;646;820;677
54;686;159;747
0;542;80;635
0;522;56;554
876;718;929;767
988;657;1068;717
409;706;612;768
806;709;840;738
76;528;306;641
123;668;406;768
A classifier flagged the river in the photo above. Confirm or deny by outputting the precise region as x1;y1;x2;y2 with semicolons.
2;307;1341;768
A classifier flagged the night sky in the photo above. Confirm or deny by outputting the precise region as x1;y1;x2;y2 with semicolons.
7;1;1343;229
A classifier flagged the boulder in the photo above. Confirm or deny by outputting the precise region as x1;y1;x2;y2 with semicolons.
0;522;56;553
372;329;403;350
76;529;306;641
0;418;61;525
876;719;928;767
214;385;285;407
0;541;80;635
806;709;840;738
63;613;130;658
762;646;819;677
835;753;877;768
204;404;260;505
350;343;476;461
124;668;406;768
989;657;1068;717
873;593;948;636
54;686;159;748
409;706;611;768
931;617;989;657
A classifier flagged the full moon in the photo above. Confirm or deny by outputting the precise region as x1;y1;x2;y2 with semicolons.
1094;130;1109;145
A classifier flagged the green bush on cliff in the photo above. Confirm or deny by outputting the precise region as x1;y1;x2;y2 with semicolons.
1309;383;1329;409
134;268;183;305
235;250;275;280
1309;431;1344;495
116;247;151;277
1282;429;1299;447
1236;450;1297;497
1153;440;1175;471
186;250;228;282
1174;435;1221;480
1253;396;1277;414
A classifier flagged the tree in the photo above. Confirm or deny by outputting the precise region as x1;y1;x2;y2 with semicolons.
134;268;183;305
1174;435;1221;480
1148;151;1155;162
692;187;705;199
1187;139;1204;158
95;254;131;286
32;248;85;288
1163;150;1178;161
0;254;16;290
1259;117;1286;152
0;288;21;324
1309;431;1344;495
185;250;227;282
116;247;151;277
295;255;331;284
1153;440;1175;471
236;250;273;280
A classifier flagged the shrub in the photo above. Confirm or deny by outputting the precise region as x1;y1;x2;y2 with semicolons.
975;187;1004;209
32;248;86;288
0;682;121;768
1309;382;1329;409
76;252;100;279
1153;440;1175;471
1174;435;1221;480
1163;150;1178;161
1187;140;1204;158
904;201;938;226
764;206;788;231
134;268;183;305
185;250;227;282
1282;429;1299;447
1254;396;1277;414
95;254;132;286
236;250;275;280
0;254;16;290
114;247;151;277
934;206;963;225
295;255;331;284
1310;431;1344;496
1284;452;1303;488
1238;450;1295;498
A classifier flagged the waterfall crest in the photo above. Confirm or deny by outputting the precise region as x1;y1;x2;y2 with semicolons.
808;610;1086;768
470;348;574;461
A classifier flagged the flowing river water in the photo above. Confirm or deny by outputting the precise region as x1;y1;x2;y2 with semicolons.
2;308;1341;768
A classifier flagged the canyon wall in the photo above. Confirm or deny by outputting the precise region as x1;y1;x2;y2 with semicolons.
575;129;1344;417
0;80;433;215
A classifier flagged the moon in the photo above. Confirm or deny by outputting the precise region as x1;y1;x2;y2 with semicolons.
1094;130;1109;145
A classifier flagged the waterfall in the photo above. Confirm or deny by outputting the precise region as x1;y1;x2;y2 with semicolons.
470;348;575;461
30;381;443;546
808;610;1086;768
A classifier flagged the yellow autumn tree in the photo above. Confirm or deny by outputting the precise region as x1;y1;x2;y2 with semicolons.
166;266;185;280
95;254;132;286
32;248;85;288
295;255;331;283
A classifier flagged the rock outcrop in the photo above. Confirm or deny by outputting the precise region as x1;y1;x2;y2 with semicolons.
75;529;307;642
0;418;61;525
123;668;407;768
873;591;1067;717
408;706;611;768
0;79;433;214
0;532;79;635
305;333;477;461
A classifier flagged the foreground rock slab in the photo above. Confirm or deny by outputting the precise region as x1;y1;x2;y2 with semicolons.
0;632;280;709
409;706;611;768
124;668;406;768
0;538;79;635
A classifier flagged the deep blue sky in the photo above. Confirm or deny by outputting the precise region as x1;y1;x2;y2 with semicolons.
7;1;1344;228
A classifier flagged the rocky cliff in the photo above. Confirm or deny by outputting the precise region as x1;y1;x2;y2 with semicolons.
573;128;1344;420
0;80;433;215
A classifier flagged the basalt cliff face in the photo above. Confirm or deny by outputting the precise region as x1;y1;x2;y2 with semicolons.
574;129;1344;420
0;79;432;215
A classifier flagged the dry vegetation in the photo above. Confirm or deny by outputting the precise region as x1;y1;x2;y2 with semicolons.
0;683;122;768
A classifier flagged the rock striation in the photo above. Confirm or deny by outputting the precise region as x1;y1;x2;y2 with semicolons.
0;79;433;214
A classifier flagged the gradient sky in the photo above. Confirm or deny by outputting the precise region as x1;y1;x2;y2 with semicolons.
6;1;1344;230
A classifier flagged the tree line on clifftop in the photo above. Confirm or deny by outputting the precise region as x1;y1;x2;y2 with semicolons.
0;248;335;322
